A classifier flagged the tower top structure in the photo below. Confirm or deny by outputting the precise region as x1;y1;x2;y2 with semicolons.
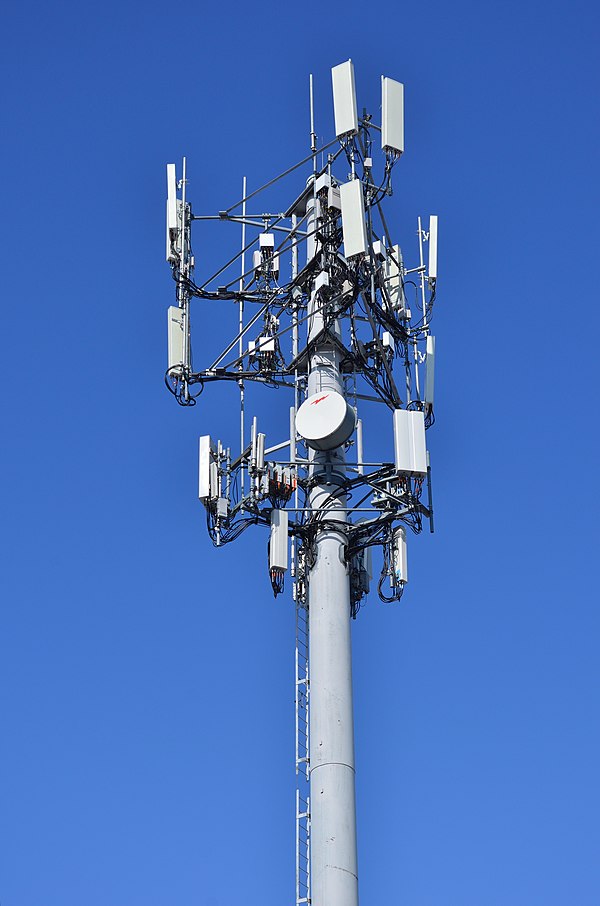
163;60;440;906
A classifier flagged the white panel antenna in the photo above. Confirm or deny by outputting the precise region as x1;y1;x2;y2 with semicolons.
256;433;266;472
340;180;367;258
269;509;289;572
166;163;178;262
425;335;435;407
393;409;427;476
381;77;404;155
167;305;185;370
198;435;215;501
428;215;438;281
332;60;358;138
166;164;177;230
384;245;406;312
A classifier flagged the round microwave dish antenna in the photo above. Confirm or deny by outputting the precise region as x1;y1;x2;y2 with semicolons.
296;391;356;451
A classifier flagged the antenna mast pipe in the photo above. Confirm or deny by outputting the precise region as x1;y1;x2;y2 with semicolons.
239;175;246;497
306;191;359;906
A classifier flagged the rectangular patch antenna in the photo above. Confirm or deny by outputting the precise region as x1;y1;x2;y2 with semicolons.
393;409;427;476
332;60;358;138
425;335;435;407
166;164;177;230
167;305;185;370
384;245;405;311
198;435;216;501
381;77;404;154
428;215;438;280
340;179;367;258
166;163;178;262
269;509;289;572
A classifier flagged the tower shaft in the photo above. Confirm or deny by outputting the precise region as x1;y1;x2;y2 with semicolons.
308;466;359;906
306;194;359;906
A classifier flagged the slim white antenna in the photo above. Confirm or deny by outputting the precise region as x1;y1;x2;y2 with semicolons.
166;164;177;230
381;76;404;155
418;214;428;331
428;214;438;281
180;156;187;224
331;59;358;138
166;163;177;262
340;179;368;258
356;418;364;475
180;156;190;385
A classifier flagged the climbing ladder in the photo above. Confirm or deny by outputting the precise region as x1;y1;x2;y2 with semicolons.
295;597;310;779
296;788;311;905
295;596;310;904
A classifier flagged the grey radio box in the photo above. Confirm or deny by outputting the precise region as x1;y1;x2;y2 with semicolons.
393;409;427;476
327;185;341;211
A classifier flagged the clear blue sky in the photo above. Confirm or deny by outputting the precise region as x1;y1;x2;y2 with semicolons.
2;1;599;904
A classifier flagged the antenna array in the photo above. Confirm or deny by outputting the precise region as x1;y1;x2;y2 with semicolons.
163;59;439;906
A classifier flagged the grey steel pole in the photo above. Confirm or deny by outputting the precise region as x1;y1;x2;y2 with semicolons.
306;192;359;906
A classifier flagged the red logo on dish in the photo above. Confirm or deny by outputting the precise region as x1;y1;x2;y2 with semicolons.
311;395;328;405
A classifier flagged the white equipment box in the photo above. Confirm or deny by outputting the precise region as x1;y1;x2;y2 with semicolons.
393;409;427;476
327;185;341;211
259;232;274;249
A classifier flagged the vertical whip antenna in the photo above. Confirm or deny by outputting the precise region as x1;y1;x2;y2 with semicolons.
309;74;317;168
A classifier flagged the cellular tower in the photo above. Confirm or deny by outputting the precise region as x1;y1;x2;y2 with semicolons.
163;60;439;906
